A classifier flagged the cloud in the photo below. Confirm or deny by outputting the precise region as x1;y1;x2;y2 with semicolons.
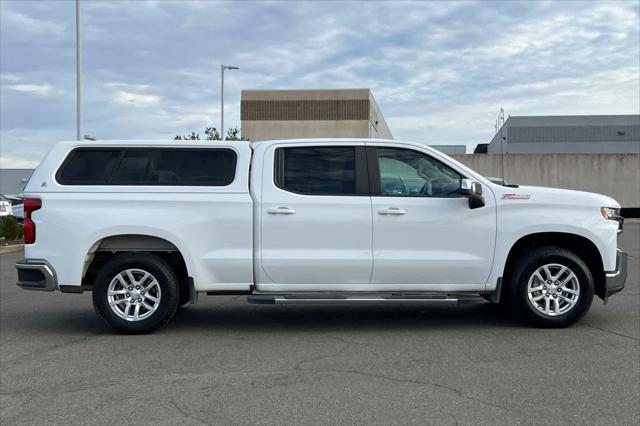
0;0;638;163
6;84;52;96
0;156;40;169
112;90;162;107
0;9;66;40
0;127;74;168
1;74;21;83
101;82;162;107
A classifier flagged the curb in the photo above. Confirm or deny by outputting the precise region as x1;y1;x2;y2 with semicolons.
0;244;24;255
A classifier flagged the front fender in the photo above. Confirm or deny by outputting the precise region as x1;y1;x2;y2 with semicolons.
490;204;618;291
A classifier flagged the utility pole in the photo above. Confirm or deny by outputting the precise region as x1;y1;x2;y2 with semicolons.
76;0;82;141
220;64;239;140
220;65;224;139
498;107;506;182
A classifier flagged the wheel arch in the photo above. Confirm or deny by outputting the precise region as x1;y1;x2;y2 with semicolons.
81;233;191;293
502;232;606;300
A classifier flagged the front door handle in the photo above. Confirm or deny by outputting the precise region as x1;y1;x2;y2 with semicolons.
267;207;296;215
377;207;406;215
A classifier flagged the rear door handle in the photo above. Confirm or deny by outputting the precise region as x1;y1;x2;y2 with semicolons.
267;207;296;215
377;207;406;215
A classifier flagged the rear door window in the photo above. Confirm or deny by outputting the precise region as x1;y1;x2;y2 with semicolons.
275;146;364;195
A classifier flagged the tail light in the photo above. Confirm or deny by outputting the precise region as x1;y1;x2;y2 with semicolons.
23;198;42;244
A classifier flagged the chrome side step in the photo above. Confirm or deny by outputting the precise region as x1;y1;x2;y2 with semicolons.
247;294;465;305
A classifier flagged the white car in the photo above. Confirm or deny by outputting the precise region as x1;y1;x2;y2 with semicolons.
16;139;627;333
5;195;24;220
0;195;13;217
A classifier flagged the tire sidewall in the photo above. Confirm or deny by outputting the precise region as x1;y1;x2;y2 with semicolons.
93;253;179;334
511;248;594;327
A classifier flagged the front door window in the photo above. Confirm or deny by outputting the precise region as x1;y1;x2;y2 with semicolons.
376;147;461;197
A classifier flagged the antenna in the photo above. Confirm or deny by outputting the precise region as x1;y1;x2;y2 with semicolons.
497;107;506;183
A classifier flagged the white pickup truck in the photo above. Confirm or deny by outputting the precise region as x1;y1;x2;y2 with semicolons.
16;139;627;333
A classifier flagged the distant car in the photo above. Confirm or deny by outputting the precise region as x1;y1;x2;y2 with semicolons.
0;195;13;217
7;196;24;220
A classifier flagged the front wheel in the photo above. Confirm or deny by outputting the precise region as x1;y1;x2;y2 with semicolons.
507;247;594;328
92;253;179;334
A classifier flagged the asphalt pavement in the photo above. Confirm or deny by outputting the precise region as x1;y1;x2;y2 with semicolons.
1;225;639;425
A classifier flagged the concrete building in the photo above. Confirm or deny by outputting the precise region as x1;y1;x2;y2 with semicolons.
488;115;640;154
0;169;33;196
452;154;639;210
241;89;392;141
429;145;467;155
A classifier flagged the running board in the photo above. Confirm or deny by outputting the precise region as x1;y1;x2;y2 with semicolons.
247;294;472;305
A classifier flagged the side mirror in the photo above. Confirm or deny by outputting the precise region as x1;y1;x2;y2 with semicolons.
459;179;485;209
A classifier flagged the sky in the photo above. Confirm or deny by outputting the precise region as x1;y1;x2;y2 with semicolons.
1;0;639;168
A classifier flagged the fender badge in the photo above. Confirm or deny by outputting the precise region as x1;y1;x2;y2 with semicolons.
502;193;530;200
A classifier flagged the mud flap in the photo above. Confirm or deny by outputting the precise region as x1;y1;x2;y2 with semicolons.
189;277;198;304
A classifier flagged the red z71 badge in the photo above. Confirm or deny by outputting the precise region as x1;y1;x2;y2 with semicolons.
502;194;531;200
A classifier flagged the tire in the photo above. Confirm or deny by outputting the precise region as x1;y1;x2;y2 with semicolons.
507;246;594;328
92;252;179;334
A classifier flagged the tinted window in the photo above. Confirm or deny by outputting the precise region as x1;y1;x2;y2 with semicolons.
110;151;151;183
376;148;461;196
277;147;357;195
57;148;237;186
57;149;121;184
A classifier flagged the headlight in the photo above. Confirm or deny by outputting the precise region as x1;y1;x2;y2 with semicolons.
601;207;623;232
601;207;620;220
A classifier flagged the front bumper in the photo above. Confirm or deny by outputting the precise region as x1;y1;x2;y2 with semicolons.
604;249;627;299
16;259;58;291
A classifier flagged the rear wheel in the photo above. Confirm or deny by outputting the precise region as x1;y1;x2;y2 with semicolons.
92;253;179;334
507;247;594;327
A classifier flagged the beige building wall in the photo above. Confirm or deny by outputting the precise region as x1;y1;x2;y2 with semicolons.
242;88;371;101
241;89;392;141
368;92;392;139
242;120;369;141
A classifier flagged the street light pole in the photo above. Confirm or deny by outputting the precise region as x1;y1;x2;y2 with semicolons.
220;65;224;139
220;64;238;140
76;0;82;141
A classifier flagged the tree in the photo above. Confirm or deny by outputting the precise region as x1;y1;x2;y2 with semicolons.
204;127;221;140
225;126;242;141
173;132;200;140
174;125;246;141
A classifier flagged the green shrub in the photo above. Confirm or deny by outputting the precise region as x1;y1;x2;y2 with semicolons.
0;216;22;240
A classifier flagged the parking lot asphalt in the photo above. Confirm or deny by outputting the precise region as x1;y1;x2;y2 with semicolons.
1;225;638;425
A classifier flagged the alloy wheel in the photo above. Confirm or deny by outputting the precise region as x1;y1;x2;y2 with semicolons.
107;268;162;321
527;263;580;317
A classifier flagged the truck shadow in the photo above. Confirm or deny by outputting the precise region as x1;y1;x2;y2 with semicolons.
14;298;524;335
168;299;523;332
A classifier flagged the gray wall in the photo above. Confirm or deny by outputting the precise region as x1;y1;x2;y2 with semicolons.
489;115;640;154
430;145;467;155
0;169;33;196
451;154;640;207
